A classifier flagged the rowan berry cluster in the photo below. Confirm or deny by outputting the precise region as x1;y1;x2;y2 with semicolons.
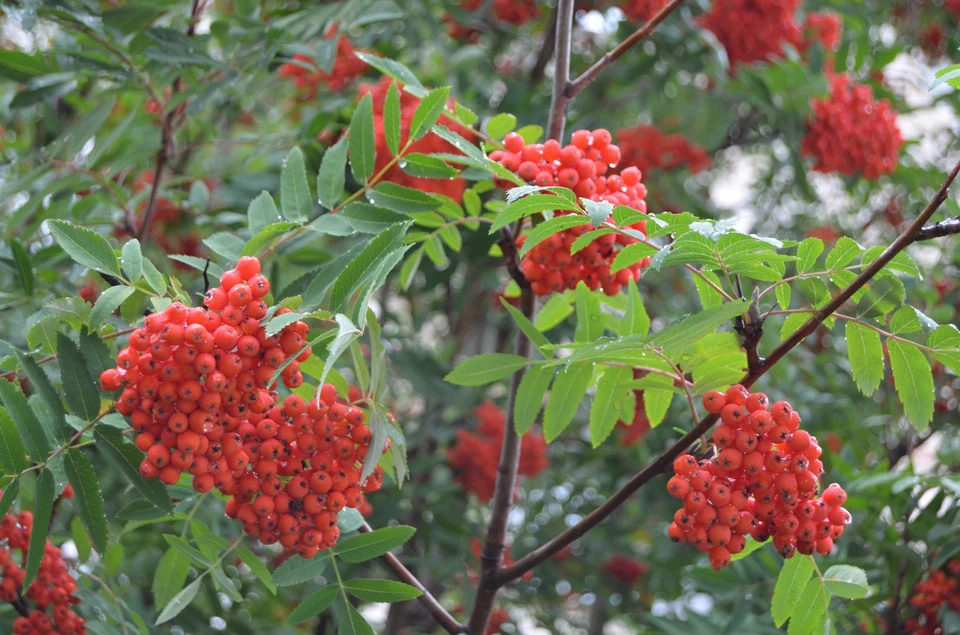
448;402;548;502
492;0;539;25
360;77;475;202
905;559;960;634
947;0;960;20
666;385;851;571
603;554;649;585
616;124;711;175
278;28;367;97
618;0;668;23
617;392;651;446
802;74;902;180
0;510;86;635
100;256;386;557
699;0;802;70
802;12;843;52
489;130;651;296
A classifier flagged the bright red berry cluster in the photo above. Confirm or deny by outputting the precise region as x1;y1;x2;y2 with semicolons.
802;12;843;52
616;124;712;175
905;559;960;634
493;0;539;25
617;392;651;446
699;0;802;71
801;74;902;180
448;402;548;502
667;385;851;571
489;130;651;296
278;27;367;97
100;256;386;557
603;554;649;585
0;511;86;635
618;0;668;23
359;77;476;203
947;0;960;20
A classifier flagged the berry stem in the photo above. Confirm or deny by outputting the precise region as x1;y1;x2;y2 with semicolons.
495;155;960;586
357;522;466;633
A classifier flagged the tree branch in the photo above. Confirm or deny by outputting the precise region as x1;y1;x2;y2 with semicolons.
566;0;686;99
530;8;558;84
495;156;960;585
358;523;466;634
915;216;960;241
546;0;575;141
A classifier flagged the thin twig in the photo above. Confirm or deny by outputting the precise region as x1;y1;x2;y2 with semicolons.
495;157;960;585
915;216;960;241
357;523;466;634
546;0;575;141
566;0;687;98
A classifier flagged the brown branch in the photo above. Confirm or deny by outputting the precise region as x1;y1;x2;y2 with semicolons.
546;0;575;141
915;216;960;241
358;523;466;634
566;0;687;99
531;9;558;84
467;287;534;634
496;156;960;585
136;0;203;240
497;226;530;289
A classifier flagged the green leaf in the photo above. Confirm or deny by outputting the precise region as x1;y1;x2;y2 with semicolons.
11;239;35;294
486;113;517;139
349;92;376;183
0;49;52;82
644;386;673;427
383;80;402;157
771;555;815;627
242;221;299;257
860;247;921;278
823;565;868;599
730;537;768;562
47;220;120;276
622;282;650;337
693;270;726;310
354;53;427;96
489;193;582;233
410;86;451;141
543;363;593;442
71;516;92;563
285;585;338;625
140;258;166;296
339;600;376;635
155;578;201;624
212;566;242;602
514;365;553;435
927;324;960;375
343;579;422;603
237;545;277;594
518;216;591;257
0;481;19;520
121;240;143;283
445;353;530;386
824;237;862;269
164;535;213;568
56;333;100;420
27;315;59;354
575;281;603;343
611;242;658;273
318;135;349;209
516;124;543;142
399;246;424;290
0;378;50;458
401;153;459;178
856;276;905;318
94;427;173;513
775;282;792;311
845;322;884;396
535;293;574;332
153;548;190;613
335;525;416;563
63;448;108;553
273;553;330;587
281;147;312;222
78;329;117;396
247;191;282;235
797;238;824;273
0;407;28;473
367;182;439;213
340;203;407;234
582;198;613;227
888;339;935;431
454;102;479;126
781;313;811;341
787;579;829;635
890;305;926;334
203;232;245;262
329;221;411;312
590;366;632;447
501;298;551;358
23;469;54;589
650;299;749;358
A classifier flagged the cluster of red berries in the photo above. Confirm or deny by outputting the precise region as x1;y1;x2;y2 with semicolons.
802;12;843;52
278;27;367;97
99;256;386;557
603;554;649;585
618;0;669;23
802;74;902;180
492;0;539;24
666;385;851;571
616;124;712;175
947;0;960;20
359;77;475;203
448;402;548;502
0;511;86;635
905;559;960;634
920;24;946;59
699;0;802;70
489;130;651;297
